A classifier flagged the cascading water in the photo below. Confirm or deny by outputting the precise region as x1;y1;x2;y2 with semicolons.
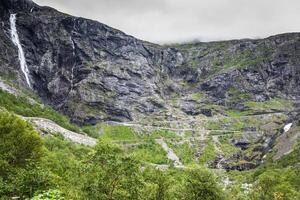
284;123;293;133
10;14;32;88
70;37;76;91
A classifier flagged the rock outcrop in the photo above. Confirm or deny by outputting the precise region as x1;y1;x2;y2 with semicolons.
0;0;300;126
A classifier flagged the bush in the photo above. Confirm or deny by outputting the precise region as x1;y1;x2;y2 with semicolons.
81;139;143;199
0;112;43;174
0;112;53;198
31;189;64;200
184;168;227;200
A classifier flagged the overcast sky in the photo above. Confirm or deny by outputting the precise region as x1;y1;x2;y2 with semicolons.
34;0;300;44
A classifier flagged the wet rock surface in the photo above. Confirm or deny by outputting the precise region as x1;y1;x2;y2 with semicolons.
0;0;299;127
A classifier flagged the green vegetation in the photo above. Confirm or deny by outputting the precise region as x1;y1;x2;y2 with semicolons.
82;123;137;140
127;141;169;164
0;112;48;198
245;98;293;112
184;168;227;200
226;87;251;103
102;125;136;140
250;168;300;200
0;89;80;132
141;129;181;140
1;111;300;199
199;138;216;164
219;136;240;159
222;49;266;69
226;109;251;117
31;189;64;200
190;92;203;100
0;81;297;199
204;120;223;130
167;142;196;165
82;123;181;141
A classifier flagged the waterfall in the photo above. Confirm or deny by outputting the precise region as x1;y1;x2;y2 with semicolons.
10;14;32;88
70;37;76;91
283;123;292;133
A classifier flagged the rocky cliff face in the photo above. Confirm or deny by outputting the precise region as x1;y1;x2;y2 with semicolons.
0;0;299;125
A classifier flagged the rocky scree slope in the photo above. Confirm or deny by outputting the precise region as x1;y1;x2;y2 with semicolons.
0;0;300;126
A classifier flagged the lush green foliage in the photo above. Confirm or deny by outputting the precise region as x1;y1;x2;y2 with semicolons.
0;112;43;171
199;138;216;164
1;110;300;199
127;141;169;164
82;123;181;141
167;142;196;165
245;98;293;112
31;189;64;200
81;140;143;199
0;89;79;132
184;168;227;200
0;112;51;199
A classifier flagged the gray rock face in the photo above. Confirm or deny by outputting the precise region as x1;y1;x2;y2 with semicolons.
0;0;300;125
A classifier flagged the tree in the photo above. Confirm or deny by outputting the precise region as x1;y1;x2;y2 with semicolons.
82;139;143;200
250;170;298;200
0;112;43;175
184;168;226;200
142;168;174;200
0;112;46;198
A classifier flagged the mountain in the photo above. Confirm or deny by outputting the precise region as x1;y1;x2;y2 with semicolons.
0;0;300;170
1;0;300;125
1;0;300;199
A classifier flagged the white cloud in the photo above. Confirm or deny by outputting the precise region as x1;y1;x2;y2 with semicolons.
34;0;300;43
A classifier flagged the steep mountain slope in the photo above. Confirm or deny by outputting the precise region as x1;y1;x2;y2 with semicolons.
0;0;185;125
1;0;300;126
0;0;300;171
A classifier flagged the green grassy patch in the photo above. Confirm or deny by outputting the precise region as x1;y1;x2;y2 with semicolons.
245;98;293;112
0;89;80;132
190;92;203;100
226;110;252;117
219;136;240;159
81;124;103;138
127;141;169;165
199;138;216;164
138;129;181;140
167;142;196;165
101;125;137;140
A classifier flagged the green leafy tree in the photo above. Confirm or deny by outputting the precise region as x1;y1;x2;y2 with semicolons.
250;170;297;200
0;112;43;174
142;168;174;200
184;168;226;200
82;139;143;200
0;112;47;198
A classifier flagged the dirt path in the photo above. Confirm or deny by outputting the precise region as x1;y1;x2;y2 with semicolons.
25;117;97;146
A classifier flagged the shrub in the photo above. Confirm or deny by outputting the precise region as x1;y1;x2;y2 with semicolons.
184;168;227;200
0;112;43;174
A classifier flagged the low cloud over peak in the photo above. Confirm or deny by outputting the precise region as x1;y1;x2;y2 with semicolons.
35;0;300;44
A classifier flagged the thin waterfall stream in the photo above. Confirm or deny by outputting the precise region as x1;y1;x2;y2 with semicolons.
10;14;32;88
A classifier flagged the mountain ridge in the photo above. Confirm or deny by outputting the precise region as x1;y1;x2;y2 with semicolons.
0;0;300;173
0;0;300;126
